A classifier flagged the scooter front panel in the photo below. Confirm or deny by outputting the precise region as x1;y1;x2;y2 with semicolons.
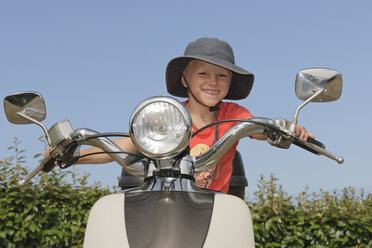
84;194;129;248
203;194;255;248
125;191;214;248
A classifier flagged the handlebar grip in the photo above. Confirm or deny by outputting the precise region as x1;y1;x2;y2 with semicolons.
41;157;57;172
307;137;325;149
293;137;325;155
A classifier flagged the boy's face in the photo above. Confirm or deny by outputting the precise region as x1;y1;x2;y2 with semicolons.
182;59;232;107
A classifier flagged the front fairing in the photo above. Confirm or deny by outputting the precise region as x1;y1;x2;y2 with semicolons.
84;191;255;248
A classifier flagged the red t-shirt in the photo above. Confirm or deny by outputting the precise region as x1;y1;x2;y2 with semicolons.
188;101;254;193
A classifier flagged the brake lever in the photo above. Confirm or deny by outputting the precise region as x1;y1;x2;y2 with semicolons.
293;137;344;164
58;143;81;169
266;118;344;164
19;155;57;186
18;145;69;186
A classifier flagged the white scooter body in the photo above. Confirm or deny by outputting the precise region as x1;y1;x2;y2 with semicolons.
84;192;255;248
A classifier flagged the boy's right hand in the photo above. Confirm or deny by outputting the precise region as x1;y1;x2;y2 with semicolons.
44;146;52;158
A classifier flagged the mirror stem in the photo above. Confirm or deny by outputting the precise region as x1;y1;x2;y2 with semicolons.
289;88;324;134
17;112;52;146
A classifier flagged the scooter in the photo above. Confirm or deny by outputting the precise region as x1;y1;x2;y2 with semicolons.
3;68;344;247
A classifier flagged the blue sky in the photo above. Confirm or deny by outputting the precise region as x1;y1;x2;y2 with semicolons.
1;1;371;198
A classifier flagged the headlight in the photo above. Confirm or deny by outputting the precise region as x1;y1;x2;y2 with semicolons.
129;96;192;159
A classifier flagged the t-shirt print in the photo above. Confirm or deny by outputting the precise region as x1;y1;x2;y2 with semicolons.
190;143;215;189
186;101;254;193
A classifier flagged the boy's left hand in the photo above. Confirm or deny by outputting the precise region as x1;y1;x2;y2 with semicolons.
296;125;315;141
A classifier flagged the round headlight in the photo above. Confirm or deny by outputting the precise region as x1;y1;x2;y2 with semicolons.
129;96;192;159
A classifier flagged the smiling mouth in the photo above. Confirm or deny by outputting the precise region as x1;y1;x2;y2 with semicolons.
202;89;219;96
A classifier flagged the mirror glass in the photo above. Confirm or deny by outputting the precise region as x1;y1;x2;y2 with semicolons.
3;92;46;124
295;68;342;102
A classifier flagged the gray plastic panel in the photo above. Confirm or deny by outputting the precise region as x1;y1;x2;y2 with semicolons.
125;191;214;248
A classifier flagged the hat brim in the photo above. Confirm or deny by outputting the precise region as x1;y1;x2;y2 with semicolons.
166;55;254;100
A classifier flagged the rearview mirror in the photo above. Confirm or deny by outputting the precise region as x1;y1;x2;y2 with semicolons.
295;68;342;102
3;91;46;124
288;68;343;134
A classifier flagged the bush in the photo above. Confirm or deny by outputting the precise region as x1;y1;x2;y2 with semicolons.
249;174;372;248
0;138;114;248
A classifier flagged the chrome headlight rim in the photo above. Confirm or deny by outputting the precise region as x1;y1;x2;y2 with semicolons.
129;96;192;159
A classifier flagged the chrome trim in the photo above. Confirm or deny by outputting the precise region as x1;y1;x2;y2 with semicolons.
295;68;342;102
194;117;344;168
4;91;46;124
293;138;344;164
17;111;52;145
72;128;145;176
129;96;192;159
156;158;177;170
194;118;271;173
123;177;211;193
289;88;324;134
178;155;195;177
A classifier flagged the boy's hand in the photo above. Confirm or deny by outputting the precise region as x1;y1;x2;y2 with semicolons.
44;146;52;158
296;125;315;141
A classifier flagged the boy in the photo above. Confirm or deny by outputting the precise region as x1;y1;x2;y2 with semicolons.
164;38;312;192
46;37;313;193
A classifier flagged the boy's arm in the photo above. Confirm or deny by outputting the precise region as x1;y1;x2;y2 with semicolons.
251;134;267;140
44;137;137;165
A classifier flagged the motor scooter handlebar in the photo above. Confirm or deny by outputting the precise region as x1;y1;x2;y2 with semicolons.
18;128;144;186
194;118;270;172
18;144;70;186
72;128;145;176
194;117;344;172
19;118;343;185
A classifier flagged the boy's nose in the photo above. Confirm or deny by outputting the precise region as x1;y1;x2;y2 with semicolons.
207;75;218;85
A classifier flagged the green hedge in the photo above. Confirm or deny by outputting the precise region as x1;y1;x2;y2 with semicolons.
0;138;114;248
1;138;371;247
249;174;372;248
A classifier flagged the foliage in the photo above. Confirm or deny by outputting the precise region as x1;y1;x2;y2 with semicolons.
0;138;115;248
0;138;371;247
249;174;372;248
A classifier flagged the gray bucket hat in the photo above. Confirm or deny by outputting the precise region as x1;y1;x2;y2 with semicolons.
166;37;254;100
